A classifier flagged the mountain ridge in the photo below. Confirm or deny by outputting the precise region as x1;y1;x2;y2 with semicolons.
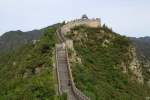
0;24;60;53
0;20;150;99
0;29;43;53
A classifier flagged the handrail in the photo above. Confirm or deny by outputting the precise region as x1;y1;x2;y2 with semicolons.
55;44;62;95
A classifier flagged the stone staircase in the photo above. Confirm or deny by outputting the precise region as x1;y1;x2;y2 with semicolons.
56;43;78;100
55;28;90;100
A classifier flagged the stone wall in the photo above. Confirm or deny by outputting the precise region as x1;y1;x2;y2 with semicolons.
61;18;101;34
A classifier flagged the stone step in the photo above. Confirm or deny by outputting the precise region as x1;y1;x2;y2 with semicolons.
56;43;79;100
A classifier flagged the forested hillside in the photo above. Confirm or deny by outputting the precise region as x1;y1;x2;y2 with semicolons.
0;26;59;99
66;25;150;100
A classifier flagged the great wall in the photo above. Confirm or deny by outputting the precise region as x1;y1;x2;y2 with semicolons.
61;14;101;34
55;15;101;100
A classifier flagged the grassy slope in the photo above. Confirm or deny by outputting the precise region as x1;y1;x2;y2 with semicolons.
0;26;58;99
68;26;150;100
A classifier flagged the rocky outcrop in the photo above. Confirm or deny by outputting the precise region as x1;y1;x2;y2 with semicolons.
121;47;144;84
130;37;150;85
129;47;144;84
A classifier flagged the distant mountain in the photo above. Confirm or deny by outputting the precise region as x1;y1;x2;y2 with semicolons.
0;24;60;53
130;36;150;59
0;30;43;53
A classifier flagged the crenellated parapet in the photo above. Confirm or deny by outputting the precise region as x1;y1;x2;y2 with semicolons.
61;15;101;34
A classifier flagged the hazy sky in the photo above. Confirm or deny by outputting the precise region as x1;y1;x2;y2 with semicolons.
0;0;150;37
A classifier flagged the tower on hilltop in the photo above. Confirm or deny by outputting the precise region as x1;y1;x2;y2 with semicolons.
61;15;101;34
82;14;88;19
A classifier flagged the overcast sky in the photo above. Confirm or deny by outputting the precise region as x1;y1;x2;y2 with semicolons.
0;0;150;37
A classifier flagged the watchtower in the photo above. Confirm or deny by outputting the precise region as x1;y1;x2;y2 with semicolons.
61;15;101;34
82;14;88;19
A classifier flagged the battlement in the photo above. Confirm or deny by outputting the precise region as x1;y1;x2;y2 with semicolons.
61;15;101;34
65;18;101;25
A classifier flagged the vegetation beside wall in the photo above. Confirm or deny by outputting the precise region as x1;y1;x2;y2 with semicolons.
0;26;59;99
68;25;150;100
